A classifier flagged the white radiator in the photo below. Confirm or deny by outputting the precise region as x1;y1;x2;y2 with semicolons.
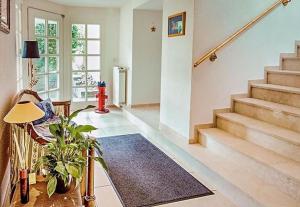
113;66;127;107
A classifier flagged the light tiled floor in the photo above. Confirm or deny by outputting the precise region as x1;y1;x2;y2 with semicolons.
124;105;160;129
74;108;236;207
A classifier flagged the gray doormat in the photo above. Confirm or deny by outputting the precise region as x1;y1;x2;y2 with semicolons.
97;134;213;207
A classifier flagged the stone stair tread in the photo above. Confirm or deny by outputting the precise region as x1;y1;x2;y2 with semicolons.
234;97;300;117
251;83;300;94
192;145;299;207
200;128;300;181
217;112;300;146
266;69;300;76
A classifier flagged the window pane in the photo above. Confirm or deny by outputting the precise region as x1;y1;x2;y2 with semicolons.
87;72;100;86
73;88;86;102
49;56;59;72
87;40;100;55
35;57;45;74
35;18;45;36
87;25;100;39
72;56;85;71
87;56;100;70
72;40;85;54
72;72;86;86
36;38;46;55
72;24;85;39
49;73;58;90
48;20;58;37
87;87;97;101
36;75;46;92
49;90;59;100
48;39;58;55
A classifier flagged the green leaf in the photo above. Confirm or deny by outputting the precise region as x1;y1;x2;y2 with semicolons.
47;176;57;197
68;105;95;123
76;125;97;133
54;161;68;176
49;124;61;137
66;164;80;178
94;156;108;171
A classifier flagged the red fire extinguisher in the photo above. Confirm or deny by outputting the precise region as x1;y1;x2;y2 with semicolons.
95;81;109;114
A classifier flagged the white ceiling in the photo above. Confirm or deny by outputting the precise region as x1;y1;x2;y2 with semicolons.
48;0;128;8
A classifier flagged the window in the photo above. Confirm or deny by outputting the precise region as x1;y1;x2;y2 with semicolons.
34;18;60;100
15;0;23;91
71;24;101;102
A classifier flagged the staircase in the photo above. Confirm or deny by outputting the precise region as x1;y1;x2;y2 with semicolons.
197;42;300;207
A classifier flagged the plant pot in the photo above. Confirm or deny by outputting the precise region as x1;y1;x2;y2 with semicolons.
55;176;72;194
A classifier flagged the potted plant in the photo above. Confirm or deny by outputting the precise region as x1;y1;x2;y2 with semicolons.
35;105;107;197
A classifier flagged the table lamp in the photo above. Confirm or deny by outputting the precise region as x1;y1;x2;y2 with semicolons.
4;101;44;204
22;41;40;90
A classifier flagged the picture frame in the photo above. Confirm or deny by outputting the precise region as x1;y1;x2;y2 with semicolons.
168;12;186;37
0;0;10;34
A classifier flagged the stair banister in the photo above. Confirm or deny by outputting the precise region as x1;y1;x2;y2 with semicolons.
193;0;291;68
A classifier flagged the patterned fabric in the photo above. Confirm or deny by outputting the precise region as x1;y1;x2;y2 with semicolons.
33;98;55;125
33;116;61;142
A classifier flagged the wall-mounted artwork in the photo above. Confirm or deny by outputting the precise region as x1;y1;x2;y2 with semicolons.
168;12;186;37
0;0;10;33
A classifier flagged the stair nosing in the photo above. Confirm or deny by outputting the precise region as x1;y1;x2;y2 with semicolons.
266;69;300;76
251;83;300;95
233;97;300;118
216;112;300;146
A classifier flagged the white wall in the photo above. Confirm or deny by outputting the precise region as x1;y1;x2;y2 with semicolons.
119;2;134;105
190;0;300;133
132;10;162;105
160;0;194;138
118;0;161;106
22;0;120;107
0;0;17;205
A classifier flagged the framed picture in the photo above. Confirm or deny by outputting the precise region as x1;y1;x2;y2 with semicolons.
0;0;10;33
168;12;186;37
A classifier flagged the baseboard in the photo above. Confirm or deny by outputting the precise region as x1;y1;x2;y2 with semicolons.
213;108;231;127
192;123;214;144
130;103;160;108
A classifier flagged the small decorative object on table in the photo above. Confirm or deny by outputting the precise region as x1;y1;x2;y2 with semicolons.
35;105;107;200
168;11;186;37
22;41;40;90
4;101;45;204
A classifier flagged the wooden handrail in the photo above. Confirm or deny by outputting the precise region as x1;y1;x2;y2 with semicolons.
193;0;291;68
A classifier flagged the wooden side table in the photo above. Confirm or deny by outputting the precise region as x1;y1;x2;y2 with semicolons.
11;181;83;207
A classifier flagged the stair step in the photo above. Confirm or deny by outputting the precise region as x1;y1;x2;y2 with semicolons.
266;69;300;88
251;84;300;107
190;145;299;207
200;128;300;201
216;112;300;162
233;97;300;133
282;57;300;71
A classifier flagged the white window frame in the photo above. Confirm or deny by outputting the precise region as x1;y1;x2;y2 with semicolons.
28;9;64;100
71;23;101;103
15;0;23;91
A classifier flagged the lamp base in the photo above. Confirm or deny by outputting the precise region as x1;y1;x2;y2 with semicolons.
20;169;29;204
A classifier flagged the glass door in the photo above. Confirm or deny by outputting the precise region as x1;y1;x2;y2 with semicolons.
28;9;63;100
71;24;101;103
